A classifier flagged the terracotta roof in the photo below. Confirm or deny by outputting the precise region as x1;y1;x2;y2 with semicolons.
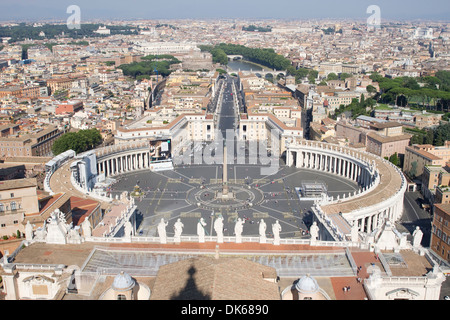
70;196;100;226
434;203;450;214
0;178;37;191
369;121;402;129
150;256;280;300
366;132;411;143
406;145;442;161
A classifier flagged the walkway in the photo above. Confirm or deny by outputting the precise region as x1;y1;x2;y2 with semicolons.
331;250;383;300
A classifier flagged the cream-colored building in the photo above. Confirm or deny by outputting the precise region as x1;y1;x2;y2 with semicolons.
414;113;443;129
366;132;412;159
324;90;362;111
114;112;215;147
404;142;450;179
0;178;39;237
238;113;303;155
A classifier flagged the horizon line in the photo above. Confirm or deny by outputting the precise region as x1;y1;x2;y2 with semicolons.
1;17;449;23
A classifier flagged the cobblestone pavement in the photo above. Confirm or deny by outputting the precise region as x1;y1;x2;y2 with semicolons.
109;163;360;238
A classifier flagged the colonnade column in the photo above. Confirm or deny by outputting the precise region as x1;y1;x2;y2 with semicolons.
367;214;372;233
296;151;303;168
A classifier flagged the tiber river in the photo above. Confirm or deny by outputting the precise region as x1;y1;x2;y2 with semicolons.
226;59;271;72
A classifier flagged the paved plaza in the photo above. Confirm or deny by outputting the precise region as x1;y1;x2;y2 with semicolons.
109;161;360;239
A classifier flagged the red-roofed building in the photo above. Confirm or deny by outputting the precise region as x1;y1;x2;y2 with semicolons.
69;196;102;227
56;101;83;115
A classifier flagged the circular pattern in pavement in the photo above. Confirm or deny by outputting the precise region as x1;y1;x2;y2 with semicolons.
186;183;265;211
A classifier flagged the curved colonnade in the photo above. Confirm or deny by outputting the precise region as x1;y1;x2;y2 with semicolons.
286;140;407;242
95;142;157;177
71;139;406;244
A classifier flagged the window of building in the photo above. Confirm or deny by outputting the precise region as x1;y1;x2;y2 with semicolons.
0;204;4;212
117;294;126;300
10;201;17;211
10;193;14;198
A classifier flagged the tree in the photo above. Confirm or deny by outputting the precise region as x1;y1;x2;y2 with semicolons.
366;85;377;94
340;73;352;81
211;48;228;65
52;129;102;155
389;152;400;167
118;55;180;79
424;129;434;145
327;73;338;81
410;134;423;145
433;123;450;146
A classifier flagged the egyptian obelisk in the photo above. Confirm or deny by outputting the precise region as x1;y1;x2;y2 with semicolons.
222;143;229;196
217;141;233;200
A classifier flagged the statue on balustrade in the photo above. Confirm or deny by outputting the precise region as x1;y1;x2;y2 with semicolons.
412;226;423;248
259;219;267;243
82;218;92;238
157;218;168;244
234;218;244;243
214;215;224;243
310;221;319;241
174;218;184;242
197;217;207;243
272;220;282;245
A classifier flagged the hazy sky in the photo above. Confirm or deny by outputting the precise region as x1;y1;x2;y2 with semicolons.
0;0;449;21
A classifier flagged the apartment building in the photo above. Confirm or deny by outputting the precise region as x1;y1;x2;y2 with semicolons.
46;77;74;94
115;113;215;146
422;165;450;201
323;90;362;111
404;142;450;179
435;185;450;205
431;203;450;262
0;125;62;157
415;113;443;129
133;42;199;55
0;85;41;99
56;100;84;115
366;132;412;159
0;178;39;237
335;120;368;146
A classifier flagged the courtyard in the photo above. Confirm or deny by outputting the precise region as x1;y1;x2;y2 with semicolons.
109;161;360;240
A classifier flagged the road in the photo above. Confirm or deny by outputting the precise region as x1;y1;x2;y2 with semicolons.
398;191;433;247
217;75;238;138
